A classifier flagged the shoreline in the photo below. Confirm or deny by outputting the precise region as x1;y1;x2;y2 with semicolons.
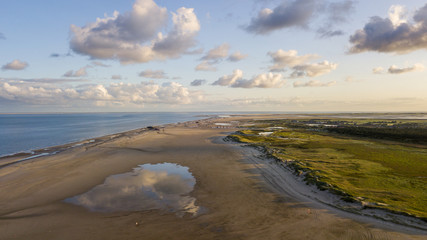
0;127;150;169
0;114;426;239
2;112;426;159
0;112;224;158
0;115;223;167
0;126;155;169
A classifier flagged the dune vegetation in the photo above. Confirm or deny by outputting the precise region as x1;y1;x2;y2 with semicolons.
228;118;427;219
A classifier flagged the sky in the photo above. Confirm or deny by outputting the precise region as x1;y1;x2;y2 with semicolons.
0;0;426;112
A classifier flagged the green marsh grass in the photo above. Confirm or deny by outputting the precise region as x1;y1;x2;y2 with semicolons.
230;125;427;218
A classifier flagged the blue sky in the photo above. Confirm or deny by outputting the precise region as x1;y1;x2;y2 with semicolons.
1;0;426;112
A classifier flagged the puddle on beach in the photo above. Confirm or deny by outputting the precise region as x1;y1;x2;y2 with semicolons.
65;163;203;216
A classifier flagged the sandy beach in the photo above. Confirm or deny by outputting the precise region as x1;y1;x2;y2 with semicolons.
0;117;426;240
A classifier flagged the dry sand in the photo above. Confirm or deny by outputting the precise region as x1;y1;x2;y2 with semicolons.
0;120;426;240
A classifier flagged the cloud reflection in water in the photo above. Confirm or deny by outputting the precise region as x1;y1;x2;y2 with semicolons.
66;163;202;216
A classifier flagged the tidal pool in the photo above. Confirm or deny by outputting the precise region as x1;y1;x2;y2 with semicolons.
65;163;202;216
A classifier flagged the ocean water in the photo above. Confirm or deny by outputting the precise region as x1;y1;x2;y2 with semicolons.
0;112;210;157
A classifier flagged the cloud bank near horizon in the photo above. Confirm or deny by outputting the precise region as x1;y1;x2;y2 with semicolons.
0;79;202;107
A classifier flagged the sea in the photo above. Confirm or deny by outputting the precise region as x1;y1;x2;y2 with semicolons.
0;112;217;157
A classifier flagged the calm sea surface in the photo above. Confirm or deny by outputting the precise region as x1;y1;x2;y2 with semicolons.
0;112;212;157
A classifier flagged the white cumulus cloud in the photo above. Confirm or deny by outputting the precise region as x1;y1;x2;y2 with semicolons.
268;49;319;71
245;0;354;37
245;0;317;34
63;67;88;77
201;43;230;61
227;51;248;62
195;43;231;71
349;3;427;54
195;61;217;72
388;5;408;27
190;79;206;86
372;67;385;74
268;49;337;77
372;64;424;74
212;69;285;88
139;69;168;79
212;69;244;86
291;61;338;78
70;0;200;64
232;72;286;88
2;60;29;71
388;63;424;74
196;43;246;70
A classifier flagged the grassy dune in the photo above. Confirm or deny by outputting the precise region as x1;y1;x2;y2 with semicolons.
229;121;427;219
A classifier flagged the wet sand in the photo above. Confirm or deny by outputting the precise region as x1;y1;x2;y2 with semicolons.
0;120;426;240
